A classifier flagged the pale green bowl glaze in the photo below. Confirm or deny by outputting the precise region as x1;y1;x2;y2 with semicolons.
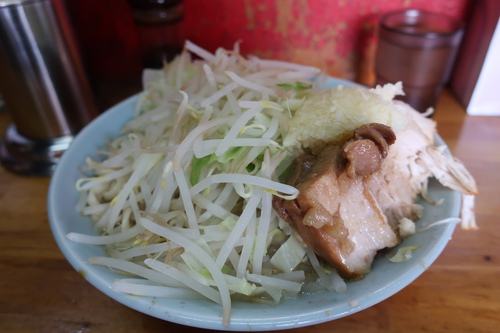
48;77;460;331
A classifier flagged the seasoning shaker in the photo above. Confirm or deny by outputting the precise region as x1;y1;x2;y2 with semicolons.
0;0;97;176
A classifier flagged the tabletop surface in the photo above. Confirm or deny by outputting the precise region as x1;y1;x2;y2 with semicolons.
0;89;499;333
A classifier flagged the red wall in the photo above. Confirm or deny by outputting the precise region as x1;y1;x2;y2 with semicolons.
65;0;471;88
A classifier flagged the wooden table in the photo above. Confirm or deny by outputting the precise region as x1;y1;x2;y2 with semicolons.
0;90;499;332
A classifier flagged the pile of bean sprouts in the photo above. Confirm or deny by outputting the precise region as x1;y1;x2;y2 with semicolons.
70;41;347;326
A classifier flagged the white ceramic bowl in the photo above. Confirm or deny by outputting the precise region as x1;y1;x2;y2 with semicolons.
48;77;460;331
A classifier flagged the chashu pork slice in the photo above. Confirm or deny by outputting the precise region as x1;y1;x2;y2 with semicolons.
273;124;399;280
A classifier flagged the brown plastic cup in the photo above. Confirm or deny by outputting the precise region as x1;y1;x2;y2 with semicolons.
375;9;464;113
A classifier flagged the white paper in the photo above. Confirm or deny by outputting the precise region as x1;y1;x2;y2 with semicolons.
467;17;500;116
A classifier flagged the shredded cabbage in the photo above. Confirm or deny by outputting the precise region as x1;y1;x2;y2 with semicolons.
270;233;306;272
388;246;420;263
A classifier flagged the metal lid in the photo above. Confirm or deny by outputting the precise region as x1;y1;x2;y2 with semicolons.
0;0;44;8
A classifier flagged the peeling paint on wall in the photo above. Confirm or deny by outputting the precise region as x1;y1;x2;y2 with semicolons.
66;0;470;86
